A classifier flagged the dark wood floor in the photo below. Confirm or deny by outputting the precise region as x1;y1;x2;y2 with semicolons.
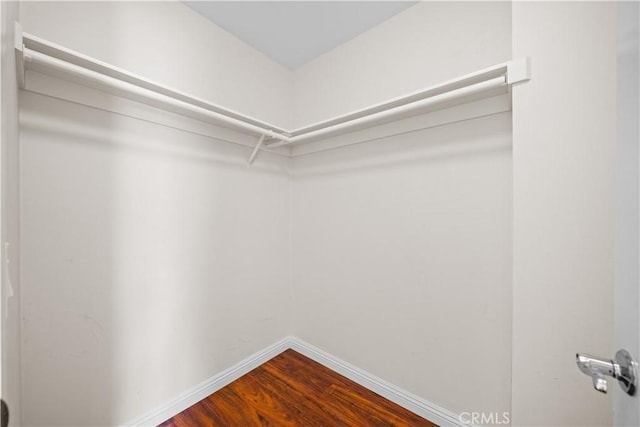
159;349;437;426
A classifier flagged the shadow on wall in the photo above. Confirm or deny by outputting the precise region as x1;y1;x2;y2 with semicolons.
292;112;512;178
291;112;513;418
19;81;290;426
20;90;121;426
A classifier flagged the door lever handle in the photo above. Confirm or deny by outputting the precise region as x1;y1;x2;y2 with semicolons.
591;372;608;393
576;349;637;395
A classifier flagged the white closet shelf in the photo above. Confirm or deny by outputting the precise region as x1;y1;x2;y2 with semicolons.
15;25;530;163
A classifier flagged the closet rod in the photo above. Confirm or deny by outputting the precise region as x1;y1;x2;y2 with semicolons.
22;48;293;145
16;28;531;161
266;75;507;148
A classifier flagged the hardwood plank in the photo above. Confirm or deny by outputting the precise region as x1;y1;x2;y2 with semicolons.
262;352;420;426
159;349;437;426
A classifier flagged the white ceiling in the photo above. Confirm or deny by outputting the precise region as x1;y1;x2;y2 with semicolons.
184;1;417;70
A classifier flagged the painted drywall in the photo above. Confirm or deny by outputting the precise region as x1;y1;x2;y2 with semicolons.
19;80;291;425
292;112;512;417
292;1;511;128
19;1;294;129
511;2;616;425
17;3;293;424
1;2;21;426
289;1;513;420
615;2;639;425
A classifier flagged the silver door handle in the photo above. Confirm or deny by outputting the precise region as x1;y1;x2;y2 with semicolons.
576;349;637;395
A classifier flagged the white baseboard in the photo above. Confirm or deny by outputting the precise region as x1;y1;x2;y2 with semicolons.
288;338;467;427
123;337;291;426
125;336;467;427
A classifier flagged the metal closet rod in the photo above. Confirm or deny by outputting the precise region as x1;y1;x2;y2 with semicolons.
17;29;530;163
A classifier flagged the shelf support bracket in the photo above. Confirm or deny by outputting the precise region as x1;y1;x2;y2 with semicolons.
248;134;266;165
507;57;531;85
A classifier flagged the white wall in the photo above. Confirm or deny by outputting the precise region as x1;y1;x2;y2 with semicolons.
511;2;616;425
290;1;513;420
19;1;294;129
292;113;513;417
19;82;291;425
1;1;22;426
615;2;639;425
292;1;512;128
17;4;295;424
